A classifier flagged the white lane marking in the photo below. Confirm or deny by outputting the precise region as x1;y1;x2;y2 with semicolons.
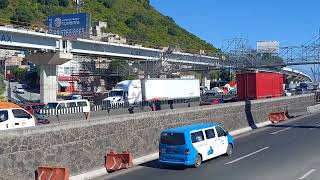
270;127;292;135
310;124;320;130
225;147;269;165
298;169;316;179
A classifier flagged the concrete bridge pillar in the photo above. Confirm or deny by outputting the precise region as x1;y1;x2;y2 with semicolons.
40;64;57;103
201;72;211;90
26;52;73;103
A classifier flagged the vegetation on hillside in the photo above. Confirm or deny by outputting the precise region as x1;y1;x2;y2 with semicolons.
0;74;5;95
0;0;219;54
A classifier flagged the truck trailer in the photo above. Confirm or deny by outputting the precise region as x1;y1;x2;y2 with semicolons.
102;78;200;112
236;71;284;100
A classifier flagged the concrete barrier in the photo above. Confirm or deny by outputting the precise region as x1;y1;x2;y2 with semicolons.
307;104;320;114
0;94;315;180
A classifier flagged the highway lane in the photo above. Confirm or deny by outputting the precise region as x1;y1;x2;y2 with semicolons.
97;113;320;180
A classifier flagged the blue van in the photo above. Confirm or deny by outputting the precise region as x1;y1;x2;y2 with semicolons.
159;123;234;168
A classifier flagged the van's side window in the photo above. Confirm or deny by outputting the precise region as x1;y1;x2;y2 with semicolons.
216;126;225;137
191;131;204;143
12;109;30;119
67;102;77;108
205;129;215;139
0;110;8;122
77;101;88;107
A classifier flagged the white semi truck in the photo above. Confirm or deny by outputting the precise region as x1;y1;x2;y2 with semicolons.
102;79;200;112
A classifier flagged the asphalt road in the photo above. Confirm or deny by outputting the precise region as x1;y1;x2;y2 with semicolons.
4;81;40;102
97;113;320;180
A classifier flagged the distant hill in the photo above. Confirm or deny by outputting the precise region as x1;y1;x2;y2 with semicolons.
0;0;219;54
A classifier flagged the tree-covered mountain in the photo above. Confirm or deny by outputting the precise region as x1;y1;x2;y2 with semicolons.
0;0;219;54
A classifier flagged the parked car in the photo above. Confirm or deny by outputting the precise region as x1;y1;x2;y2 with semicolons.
159;123;234;168
199;98;223;106
283;90;292;96
13;84;24;94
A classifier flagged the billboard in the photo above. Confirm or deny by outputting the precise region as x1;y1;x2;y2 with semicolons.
48;13;90;39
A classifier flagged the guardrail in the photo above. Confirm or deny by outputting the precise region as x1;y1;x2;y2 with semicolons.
39;107;84;116
93;98;200;111
33;98;200;117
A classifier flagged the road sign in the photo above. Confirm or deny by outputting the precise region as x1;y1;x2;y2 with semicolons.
48;13;90;39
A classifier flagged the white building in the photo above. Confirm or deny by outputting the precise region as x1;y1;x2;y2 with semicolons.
57;60;82;95
91;21;126;44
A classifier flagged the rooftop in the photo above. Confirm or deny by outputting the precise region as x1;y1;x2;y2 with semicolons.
162;123;219;133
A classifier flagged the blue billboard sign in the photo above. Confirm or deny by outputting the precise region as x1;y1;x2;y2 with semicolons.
48;13;90;39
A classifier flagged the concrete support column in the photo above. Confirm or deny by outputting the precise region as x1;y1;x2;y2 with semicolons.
40;64;57;104
27;52;73;103
201;73;211;90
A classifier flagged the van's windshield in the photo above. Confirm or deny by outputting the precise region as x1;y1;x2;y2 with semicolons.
160;132;185;145
109;91;123;97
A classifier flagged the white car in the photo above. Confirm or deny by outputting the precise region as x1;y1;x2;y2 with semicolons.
284;90;292;96
0;102;36;130
13;85;24;94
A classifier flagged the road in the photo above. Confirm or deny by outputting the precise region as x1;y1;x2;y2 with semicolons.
4;81;40;102
97;113;320;180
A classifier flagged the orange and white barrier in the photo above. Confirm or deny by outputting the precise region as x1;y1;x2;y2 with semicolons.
37;166;69;180
105;151;133;173
268;111;288;123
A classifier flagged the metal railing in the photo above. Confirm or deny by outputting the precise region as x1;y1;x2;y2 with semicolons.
39;106;84;116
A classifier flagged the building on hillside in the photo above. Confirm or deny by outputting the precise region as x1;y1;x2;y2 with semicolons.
91;21;126;44
91;21;107;38
101;33;127;44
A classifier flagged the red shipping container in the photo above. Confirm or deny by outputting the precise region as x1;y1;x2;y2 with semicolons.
236;71;284;100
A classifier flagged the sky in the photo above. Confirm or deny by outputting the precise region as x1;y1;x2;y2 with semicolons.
150;0;320;78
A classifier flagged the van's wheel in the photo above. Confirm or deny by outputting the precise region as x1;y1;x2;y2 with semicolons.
194;154;202;168
226;144;233;156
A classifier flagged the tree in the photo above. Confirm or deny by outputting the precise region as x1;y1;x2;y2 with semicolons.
106;16;115;29
11;7;34;24
219;68;234;82
11;67;27;82
24;66;40;89
125;17;138;29
0;74;5;95
37;0;58;5
127;31;148;42
121;74;138;81
0;0;9;9
58;0;69;7
168;27;177;36
108;60;129;76
99;0;114;8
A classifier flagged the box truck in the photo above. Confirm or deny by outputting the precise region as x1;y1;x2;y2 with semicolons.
102;79;200;111
236;71;284;100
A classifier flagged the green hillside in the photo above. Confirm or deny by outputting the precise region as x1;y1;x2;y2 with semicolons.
0;0;219;54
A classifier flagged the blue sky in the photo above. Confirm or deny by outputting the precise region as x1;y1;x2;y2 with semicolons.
150;0;320;77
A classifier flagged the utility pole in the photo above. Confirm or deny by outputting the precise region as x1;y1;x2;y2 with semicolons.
74;0;84;13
